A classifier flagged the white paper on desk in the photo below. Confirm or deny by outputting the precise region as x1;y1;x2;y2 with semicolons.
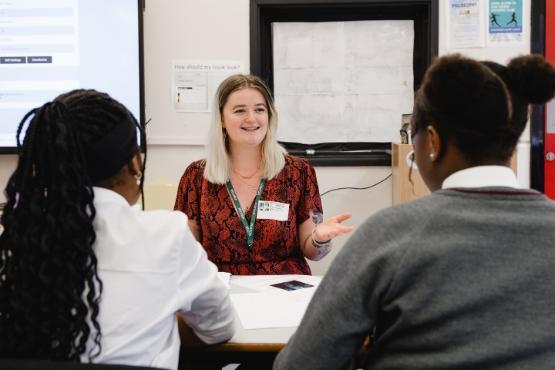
230;291;314;329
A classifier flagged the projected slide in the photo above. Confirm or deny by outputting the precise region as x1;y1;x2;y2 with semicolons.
0;0;79;66
0;0;141;148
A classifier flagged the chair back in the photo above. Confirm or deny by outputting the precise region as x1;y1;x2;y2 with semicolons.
142;180;178;210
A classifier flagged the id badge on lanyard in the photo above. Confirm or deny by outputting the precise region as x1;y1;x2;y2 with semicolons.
226;179;267;248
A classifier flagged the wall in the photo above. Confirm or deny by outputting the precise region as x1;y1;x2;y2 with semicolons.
141;0;533;275
0;0;532;275
142;0;395;275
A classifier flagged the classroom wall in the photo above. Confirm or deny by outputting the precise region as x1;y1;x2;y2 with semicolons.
0;0;532;275
142;0;532;275
142;0;394;275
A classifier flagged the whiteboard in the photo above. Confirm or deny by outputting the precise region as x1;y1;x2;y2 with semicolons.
273;20;414;144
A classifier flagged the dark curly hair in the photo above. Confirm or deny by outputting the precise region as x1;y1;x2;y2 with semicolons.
412;53;555;163
0;89;146;361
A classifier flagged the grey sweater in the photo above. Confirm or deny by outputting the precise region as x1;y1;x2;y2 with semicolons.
273;188;555;370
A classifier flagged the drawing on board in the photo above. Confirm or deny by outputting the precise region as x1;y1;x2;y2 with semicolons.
272;20;414;144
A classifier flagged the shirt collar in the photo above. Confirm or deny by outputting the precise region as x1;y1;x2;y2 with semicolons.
441;166;520;189
93;186;131;206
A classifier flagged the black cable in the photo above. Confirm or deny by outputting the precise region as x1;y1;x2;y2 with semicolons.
320;174;392;197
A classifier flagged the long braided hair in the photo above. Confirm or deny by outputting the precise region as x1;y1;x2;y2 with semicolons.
0;89;146;361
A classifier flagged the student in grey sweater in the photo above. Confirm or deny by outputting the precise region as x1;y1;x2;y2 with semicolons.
273;54;555;370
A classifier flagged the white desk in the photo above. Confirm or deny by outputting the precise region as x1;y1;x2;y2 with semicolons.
180;274;321;353
227;274;321;347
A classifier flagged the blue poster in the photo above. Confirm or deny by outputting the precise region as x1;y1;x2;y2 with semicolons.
489;0;523;34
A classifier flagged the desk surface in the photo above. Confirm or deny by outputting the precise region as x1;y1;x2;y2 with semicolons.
180;274;321;353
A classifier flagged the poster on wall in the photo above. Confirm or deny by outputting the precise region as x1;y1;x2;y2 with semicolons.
488;0;523;46
172;61;244;112
447;0;485;49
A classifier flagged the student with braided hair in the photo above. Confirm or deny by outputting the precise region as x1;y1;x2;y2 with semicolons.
274;54;555;370
0;90;234;369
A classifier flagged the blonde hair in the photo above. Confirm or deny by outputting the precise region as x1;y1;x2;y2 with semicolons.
204;74;286;184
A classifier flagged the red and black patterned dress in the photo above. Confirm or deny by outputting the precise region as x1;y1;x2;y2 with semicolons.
174;155;323;275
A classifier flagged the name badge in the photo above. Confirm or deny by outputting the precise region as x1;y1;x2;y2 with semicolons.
257;201;289;221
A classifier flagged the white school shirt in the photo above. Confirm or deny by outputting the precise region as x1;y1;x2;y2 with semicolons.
441;165;520;189
84;187;235;370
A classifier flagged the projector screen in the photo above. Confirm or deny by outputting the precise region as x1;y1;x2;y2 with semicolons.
0;0;144;152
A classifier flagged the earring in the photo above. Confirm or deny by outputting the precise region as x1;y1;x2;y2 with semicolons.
135;172;142;186
429;153;436;161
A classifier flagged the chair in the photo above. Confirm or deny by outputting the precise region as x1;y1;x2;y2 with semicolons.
0;359;167;370
142;180;178;211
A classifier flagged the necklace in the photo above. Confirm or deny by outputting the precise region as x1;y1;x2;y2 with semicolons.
232;163;261;180
232;175;261;191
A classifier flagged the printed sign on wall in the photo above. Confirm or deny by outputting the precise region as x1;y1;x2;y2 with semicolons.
488;0;523;45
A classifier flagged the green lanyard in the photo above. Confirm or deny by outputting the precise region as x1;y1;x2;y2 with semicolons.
226;178;267;249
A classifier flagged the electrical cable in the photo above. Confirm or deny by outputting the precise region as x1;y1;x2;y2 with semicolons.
320;174;392;197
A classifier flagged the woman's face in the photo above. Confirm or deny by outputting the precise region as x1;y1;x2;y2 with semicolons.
221;88;269;149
